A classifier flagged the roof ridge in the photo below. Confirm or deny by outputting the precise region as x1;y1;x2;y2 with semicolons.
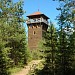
29;11;42;16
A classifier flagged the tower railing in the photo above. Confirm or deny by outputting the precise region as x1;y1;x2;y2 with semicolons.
26;18;48;25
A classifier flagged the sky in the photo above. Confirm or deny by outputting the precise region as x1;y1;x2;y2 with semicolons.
14;0;60;31
24;0;60;22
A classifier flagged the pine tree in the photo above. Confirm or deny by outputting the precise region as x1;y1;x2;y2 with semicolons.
42;22;58;75
0;0;12;74
6;0;27;65
0;41;10;75
0;0;28;68
52;0;75;75
0;0;28;74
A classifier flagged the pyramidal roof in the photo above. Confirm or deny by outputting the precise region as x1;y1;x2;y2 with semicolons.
28;11;42;16
27;11;49;19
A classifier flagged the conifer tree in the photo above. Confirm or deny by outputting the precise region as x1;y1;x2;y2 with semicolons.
6;0;27;65
42;22;58;75
0;0;28;69
52;0;75;75
0;0;12;74
0;40;10;75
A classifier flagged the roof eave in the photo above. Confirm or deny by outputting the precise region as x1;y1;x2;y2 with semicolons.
27;14;49;19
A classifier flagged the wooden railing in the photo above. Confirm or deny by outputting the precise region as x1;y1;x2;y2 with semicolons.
26;18;48;25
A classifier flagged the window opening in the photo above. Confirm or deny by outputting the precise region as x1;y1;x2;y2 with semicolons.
33;31;36;35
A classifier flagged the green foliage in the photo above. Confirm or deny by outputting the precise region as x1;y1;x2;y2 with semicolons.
31;50;41;60
40;22;58;75
0;0;28;74
24;47;32;64
53;0;75;75
28;61;44;75
9;67;22;75
0;40;10;75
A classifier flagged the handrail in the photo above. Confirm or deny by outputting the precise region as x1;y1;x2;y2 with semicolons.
26;18;48;25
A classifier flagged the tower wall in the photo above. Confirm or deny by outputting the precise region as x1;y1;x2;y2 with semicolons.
28;24;42;50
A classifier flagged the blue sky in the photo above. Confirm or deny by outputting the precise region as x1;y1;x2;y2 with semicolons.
14;0;60;31
24;0;60;22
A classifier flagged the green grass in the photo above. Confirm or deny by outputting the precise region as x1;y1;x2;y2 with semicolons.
9;67;22;75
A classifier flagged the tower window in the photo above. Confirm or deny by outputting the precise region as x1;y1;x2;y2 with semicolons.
33;31;36;35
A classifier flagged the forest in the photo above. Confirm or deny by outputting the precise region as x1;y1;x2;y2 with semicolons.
0;0;75;75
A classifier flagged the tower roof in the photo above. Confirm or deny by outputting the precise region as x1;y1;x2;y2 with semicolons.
28;11;42;16
27;11;49;19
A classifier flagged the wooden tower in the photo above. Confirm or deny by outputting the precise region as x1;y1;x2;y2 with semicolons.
26;11;49;50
